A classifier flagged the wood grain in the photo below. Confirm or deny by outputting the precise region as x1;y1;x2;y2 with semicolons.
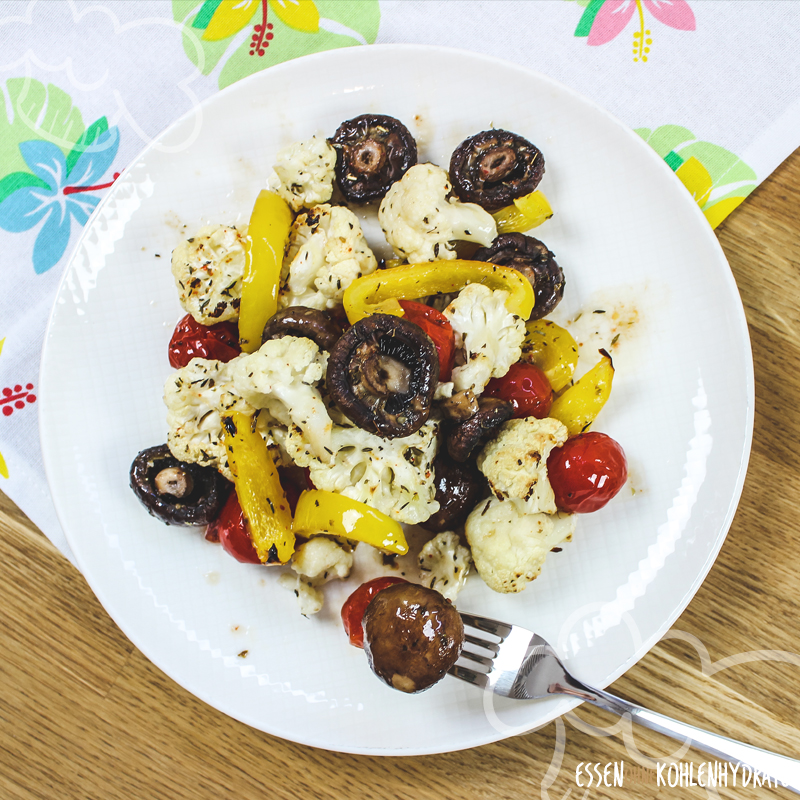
2;148;799;800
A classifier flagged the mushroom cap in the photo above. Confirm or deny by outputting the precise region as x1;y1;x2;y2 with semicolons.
475;233;565;320
330;114;418;203
363;583;464;693
420;453;487;533
262;306;343;351
447;397;514;462
326;314;439;439
449;129;545;212
129;444;231;526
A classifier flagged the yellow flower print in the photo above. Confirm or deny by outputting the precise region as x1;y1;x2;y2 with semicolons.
636;125;757;229
174;0;380;88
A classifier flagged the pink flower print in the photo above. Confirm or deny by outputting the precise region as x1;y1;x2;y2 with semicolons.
644;0;696;30
587;1;637;46
576;0;695;61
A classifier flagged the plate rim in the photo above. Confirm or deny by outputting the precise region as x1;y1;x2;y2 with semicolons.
39;43;755;756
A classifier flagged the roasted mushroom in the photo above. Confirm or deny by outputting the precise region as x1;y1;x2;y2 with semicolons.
449;129;545;212
475;233;565;320
327;314;439;438
330;114;417;203
363;583;464;693
447;397;513;462
439;388;479;421
421;453;486;533
130;444;230;526
262;306;343;351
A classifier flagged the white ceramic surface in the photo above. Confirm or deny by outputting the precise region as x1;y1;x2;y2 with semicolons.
40;45;754;755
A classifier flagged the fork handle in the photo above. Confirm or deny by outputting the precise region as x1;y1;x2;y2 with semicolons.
570;684;800;793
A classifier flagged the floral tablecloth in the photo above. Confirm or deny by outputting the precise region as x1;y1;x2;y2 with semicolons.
2;0;799;564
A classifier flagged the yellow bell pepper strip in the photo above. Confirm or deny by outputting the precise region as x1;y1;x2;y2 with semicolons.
239;189;293;353
492;190;553;234
292;489;409;556
521;320;579;393
549;349;614;436
222;411;295;564
343;260;535;324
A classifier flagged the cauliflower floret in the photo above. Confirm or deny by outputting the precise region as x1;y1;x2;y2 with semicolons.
164;356;254;479
279;536;354;615
285;420;440;524
231;336;332;458
378;163;497;264
279;204;377;310
278;576;324;616
292;536;353;581
444;284;526;394
418;531;472;602
268;135;336;212
434;381;454;399
465;497;575;593
477;417;568;514
171;225;247;324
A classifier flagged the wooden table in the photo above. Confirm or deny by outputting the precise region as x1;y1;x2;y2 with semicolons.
3;149;799;800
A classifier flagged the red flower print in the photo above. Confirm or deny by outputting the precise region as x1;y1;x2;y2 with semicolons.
1;382;37;417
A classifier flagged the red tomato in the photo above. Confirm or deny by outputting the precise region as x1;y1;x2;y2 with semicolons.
483;362;554;419
168;314;241;368
206;491;261;564
547;432;628;514
398;300;455;381
341;576;408;648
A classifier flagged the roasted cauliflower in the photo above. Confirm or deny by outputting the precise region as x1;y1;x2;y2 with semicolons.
477;417;568;514
163;356;254;480
378;163;497;263
279;535;354;615
171;225;247;325
284;420;440;525
279;204;377;310
464;497;575;593
418;531;472;602
268;135;337;213
444;284;526;394
231;335;332;459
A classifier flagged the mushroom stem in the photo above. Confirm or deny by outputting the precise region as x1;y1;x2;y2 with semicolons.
479;146;517;182
361;352;412;397
155;466;194;498
351;140;387;175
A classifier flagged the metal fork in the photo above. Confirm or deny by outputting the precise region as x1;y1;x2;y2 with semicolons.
450;612;800;792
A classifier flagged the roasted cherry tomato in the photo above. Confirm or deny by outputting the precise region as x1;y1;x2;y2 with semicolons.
398;300;455;381
547;432;628;514
277;466;313;515
168;314;240;368
206;490;260;564
341;576;408;648
483;361;554;419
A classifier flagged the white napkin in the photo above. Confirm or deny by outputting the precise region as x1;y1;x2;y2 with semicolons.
1;0;798;564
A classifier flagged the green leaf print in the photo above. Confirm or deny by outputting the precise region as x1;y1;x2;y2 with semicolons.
0;78;85;178
65;117;110;175
173;0;380;90
316;0;380;43
636;125;757;228
635;125;695;159
0;171;49;205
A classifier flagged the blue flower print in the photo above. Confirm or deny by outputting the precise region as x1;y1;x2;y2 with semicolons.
0;126;120;274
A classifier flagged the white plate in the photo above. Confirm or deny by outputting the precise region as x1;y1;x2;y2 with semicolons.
40;45;754;755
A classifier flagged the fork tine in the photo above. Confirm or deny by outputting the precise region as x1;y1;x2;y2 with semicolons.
448;663;488;689
459;647;494;669
459;612;514;639
464;633;499;654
